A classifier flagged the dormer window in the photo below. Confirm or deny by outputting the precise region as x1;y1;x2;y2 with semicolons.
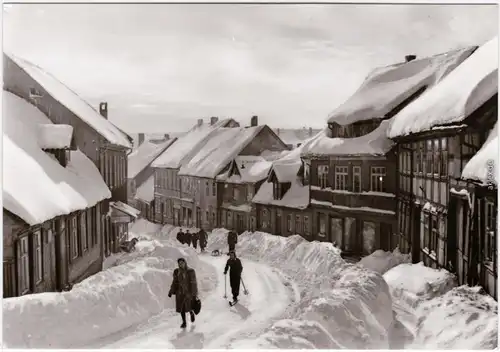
273;182;281;200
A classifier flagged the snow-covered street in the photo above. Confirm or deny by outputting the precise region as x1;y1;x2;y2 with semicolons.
98;253;293;349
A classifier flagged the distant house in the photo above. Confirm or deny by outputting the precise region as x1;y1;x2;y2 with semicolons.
151;117;240;227
388;38;497;298
127;135;177;222
3;53;137;256
3;91;111;297
300;46;476;257
253;144;314;240
176;116;289;231
274;127;322;150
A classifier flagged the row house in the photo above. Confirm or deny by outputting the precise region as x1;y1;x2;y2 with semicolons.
388;37;498;298
299;47;476;257
152;117;240;227
253;145;314;239
177;116;289;231
4;53;137;256
127;134;177;222
3;91;111;297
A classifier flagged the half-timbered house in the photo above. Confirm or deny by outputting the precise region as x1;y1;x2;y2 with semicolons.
388;37;498;298
299;46;476;258
178;117;289;231
3;91;111;297
127;135;177;222
151;117;240;227
4;53;136;255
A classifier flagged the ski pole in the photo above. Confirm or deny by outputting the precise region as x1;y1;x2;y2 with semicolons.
241;278;249;295
223;274;227;299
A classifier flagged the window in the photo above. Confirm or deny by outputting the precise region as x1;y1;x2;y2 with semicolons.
433;139;440;176
416;142;423;173
287;214;292;232
247;185;254;201
221;210;226;227
70;216;79;260
205;211;209;222
318;213;326;236
304;163;310;185
17;236;30;294
335;166;348;190
262;209;269;228
303;216;310;235
295;215;302;234
87;208;94;247
212;182;216;196
80;212;88;252
352;166;361;192
485;201;497;262
318;165;329;188
205;181;210;196
227;212;233;228
426;140;433;175
430;214;439;255
440;138;448;177
370;167;386;192
34;230;43;284
233;188;240;200
273;182;282;200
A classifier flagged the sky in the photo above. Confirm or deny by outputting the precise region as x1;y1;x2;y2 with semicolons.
3;3;498;133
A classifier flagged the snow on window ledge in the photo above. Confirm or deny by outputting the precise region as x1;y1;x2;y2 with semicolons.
422;247;437;260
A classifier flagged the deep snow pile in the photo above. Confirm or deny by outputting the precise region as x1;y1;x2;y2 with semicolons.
206;229;394;349
360;248;411;275
384;262;498;349
3;221;216;349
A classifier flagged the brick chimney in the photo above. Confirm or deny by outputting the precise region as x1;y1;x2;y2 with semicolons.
405;55;417;63
99;102;108;119
250;115;258;127
197;118;203;127
309;127;313;137
210;116;219;125
138;133;145;146
164;133;170;140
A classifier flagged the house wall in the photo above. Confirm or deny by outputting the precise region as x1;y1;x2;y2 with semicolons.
239;126;289;156
219;182;256;234
255;204;313;240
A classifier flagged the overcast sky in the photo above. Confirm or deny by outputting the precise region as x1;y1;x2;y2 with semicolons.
3;4;498;133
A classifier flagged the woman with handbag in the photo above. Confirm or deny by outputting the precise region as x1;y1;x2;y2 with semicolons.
168;258;199;328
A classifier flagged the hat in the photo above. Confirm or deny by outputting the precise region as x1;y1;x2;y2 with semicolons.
177;258;186;264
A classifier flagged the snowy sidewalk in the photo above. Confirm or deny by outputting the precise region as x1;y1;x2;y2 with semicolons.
99;253;292;349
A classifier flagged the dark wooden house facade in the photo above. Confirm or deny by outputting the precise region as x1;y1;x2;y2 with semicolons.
388;38;497;298
4;53;135;257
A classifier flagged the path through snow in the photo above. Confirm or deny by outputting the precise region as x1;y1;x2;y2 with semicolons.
99;254;292;349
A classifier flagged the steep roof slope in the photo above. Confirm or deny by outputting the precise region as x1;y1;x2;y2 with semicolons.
388;37;498;138
3;91;111;226
6;53;132;148
178;126;265;178
128;138;177;179
327;46;477;126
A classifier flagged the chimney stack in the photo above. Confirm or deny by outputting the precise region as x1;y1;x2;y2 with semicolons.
405;55;417;63
138;133;145;146
99;102;108;119
210;116;219;125
309;127;313;137
250;115;258;127
164;133;170;140
277;128;280;135
197;118;203;127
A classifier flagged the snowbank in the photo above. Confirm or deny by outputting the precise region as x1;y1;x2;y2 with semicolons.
8;54;132;148
37;124;73;149
3;221;216;349
360;248;411;275
206;229;394;349
462;122;498;185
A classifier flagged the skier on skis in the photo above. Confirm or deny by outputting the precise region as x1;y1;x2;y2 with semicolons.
192;230;199;250
185;230;192;247
168;258;199;328
224;251;243;305
227;230;238;254
177;229;185;244
199;228;208;252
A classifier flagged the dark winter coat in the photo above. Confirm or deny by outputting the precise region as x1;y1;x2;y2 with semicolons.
185;232;192;246
192;231;199;245
224;258;243;280
177;231;185;244
227;231;238;245
168;267;198;313
199;230;208;248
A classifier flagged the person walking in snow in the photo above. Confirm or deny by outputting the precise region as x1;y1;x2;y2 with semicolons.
192;230;199;250
177;229;185;245
168;258;199;328
199;228;208;252
185;230;192;247
227;230;238;254
224;251;243;304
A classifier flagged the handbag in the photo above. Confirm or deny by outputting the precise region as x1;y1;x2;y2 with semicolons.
192;297;202;315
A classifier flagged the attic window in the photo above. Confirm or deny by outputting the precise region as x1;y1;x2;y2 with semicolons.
29;88;43;99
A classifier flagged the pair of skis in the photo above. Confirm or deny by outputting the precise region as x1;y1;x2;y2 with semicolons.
224;276;249;306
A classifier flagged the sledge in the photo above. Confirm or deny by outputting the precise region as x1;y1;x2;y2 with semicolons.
211;249;223;257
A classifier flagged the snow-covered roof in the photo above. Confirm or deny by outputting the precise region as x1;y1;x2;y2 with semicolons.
462;123;498;186
151;119;233;169
327;46;476;126
3;90;111;226
7;54;132;148
300;121;394;157
218;156;273;184
135;174;155;203
388;38;498;138
110;201;141;219
128;138;176;179
274;128;322;147
178;126;265;178
37;124;74;149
